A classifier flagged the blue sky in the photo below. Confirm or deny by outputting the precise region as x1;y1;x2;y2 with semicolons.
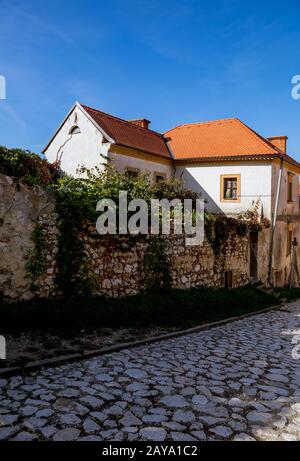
1;0;300;158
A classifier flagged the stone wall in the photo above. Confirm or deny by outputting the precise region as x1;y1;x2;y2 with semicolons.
37;228;250;299
0;174;55;301
0;174;250;301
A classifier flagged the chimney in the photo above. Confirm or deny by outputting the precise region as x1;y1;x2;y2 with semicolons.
129;118;151;129
268;136;288;154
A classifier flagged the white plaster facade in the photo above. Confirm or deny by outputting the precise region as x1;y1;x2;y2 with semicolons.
108;150;172;182
175;162;273;218
44;104;110;177
44;103;172;180
272;161;300;217
270;161;300;286
175;160;300;287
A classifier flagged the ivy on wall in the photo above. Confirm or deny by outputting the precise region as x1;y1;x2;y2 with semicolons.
54;190;95;299
143;235;171;290
205;213;248;255
238;199;271;231
26;223;48;287
24;164;260;296
52;166;199;297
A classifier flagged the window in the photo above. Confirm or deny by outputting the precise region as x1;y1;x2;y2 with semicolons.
224;178;237;199
126;168;140;179
287;173;294;202
154;173;166;183
287;223;293;256
69;125;81;135
220;174;241;202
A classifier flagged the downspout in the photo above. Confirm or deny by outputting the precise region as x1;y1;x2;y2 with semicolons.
268;158;283;286
163;136;176;179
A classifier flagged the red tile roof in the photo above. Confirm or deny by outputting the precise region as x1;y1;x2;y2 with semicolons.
81;104;171;160
164;118;284;160
164;118;300;169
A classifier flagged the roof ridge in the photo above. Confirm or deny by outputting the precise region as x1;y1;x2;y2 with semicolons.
164;117;240;134
80;103;164;139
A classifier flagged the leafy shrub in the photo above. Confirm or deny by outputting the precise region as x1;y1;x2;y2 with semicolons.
0;145;59;185
205;213;248;254
55;166;199;223
153;177;200;202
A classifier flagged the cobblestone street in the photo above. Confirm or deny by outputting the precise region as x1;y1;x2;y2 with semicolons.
1;302;300;441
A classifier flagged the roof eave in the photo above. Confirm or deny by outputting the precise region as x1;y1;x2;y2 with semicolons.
173;153;281;164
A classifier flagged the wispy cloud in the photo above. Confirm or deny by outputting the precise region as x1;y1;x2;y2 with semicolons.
0;102;27;129
0;0;73;44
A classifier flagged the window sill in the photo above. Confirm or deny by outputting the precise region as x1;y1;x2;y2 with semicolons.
220;199;241;203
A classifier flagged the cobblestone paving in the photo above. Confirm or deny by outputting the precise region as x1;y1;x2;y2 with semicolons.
1;302;300;441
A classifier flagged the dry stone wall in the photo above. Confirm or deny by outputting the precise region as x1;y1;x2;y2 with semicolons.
0;174;250;301
0;174;55;301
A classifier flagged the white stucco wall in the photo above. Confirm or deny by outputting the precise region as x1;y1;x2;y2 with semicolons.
272;162;300;217
44;106;110;177
44;105;172;180
270;162;300;286
109;151;173;182
175;162;273;218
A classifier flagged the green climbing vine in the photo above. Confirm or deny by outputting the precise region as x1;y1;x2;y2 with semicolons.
205;213;248;255
26;223;48;286
52;166;196;297
238;199;271;231
54;190;94;299
143;235;172;290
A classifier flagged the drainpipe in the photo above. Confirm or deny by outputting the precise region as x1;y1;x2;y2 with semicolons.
268;158;283;286
163;136;176;179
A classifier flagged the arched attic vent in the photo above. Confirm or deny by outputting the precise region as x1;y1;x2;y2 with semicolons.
69;125;81;135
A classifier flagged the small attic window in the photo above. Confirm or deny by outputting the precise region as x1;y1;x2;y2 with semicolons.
69;125;81;135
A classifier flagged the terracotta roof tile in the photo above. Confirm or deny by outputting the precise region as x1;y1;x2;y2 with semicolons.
164;118;282;160
81;104;171;159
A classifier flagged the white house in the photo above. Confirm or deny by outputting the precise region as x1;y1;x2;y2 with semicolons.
43;102;300;286
164;118;300;286
44;102;172;180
